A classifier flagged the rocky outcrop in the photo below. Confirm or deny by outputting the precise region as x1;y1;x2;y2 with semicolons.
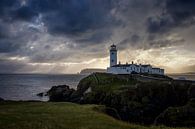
45;84;84;102
82;79;192;122
188;85;195;98
43;73;195;127
47;85;75;102
79;73;195;126
155;99;195;127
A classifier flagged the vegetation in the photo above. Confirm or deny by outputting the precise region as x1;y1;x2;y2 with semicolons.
0;101;192;129
42;73;195;127
155;98;195;127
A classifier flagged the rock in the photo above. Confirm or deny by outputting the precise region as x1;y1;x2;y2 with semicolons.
37;92;44;97
77;73;195;125
42;73;195;127
188;85;195;98
47;85;75;102
154;99;195;127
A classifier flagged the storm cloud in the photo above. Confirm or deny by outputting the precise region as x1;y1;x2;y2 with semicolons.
0;0;194;73
147;0;195;33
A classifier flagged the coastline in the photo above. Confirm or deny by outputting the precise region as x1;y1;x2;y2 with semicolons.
1;73;195;128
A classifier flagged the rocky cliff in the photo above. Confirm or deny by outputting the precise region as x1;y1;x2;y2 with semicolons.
44;73;195;127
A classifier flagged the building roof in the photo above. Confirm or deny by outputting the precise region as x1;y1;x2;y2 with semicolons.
111;44;116;47
152;68;160;70
112;64;139;67
111;64;154;68
141;65;151;67
110;44;117;51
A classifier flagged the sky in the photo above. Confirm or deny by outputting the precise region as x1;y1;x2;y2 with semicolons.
0;0;195;74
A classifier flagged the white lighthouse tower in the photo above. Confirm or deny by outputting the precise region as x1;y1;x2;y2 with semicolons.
107;44;164;75
110;44;117;67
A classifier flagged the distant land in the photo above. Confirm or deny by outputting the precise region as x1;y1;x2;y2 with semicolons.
168;72;195;74
80;68;106;75
179;72;195;74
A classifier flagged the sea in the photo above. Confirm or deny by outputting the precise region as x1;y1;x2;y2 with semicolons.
0;74;86;101
0;73;194;101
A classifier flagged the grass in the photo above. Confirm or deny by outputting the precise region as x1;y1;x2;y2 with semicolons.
90;73;137;93
0;102;193;129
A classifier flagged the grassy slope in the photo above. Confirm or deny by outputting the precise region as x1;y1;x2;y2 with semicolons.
78;73;137;94
0;102;191;129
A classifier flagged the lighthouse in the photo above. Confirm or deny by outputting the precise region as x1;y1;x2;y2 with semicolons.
107;44;164;75
110;44;117;67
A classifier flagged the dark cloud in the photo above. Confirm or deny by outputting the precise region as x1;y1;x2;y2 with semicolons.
131;34;140;43
0;24;8;39
0;0;194;73
76;30;113;44
0;0;20;21
0;0;18;12
0;22;22;53
117;34;141;50
28;0;120;37
147;0;195;33
0;0;122;44
0;20;42;54
12;6;38;21
117;38;131;50
166;0;195;22
146;15;173;33
147;38;184;49
0;40;20;53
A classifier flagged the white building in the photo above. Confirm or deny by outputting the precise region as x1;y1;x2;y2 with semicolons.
107;44;164;75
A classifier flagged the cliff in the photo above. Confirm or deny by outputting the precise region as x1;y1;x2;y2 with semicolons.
46;73;195;127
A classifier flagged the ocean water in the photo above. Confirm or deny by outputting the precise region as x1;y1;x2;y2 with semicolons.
168;73;195;81
0;73;194;101
0;74;86;101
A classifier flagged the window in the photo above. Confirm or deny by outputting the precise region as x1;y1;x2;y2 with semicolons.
111;59;114;62
111;52;114;55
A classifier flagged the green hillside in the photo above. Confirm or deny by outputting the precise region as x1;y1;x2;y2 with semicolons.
0;102;189;129
46;73;195;126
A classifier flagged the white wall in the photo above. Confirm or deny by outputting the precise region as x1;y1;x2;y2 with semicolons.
107;65;140;74
110;50;117;67
107;65;164;75
151;68;164;75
